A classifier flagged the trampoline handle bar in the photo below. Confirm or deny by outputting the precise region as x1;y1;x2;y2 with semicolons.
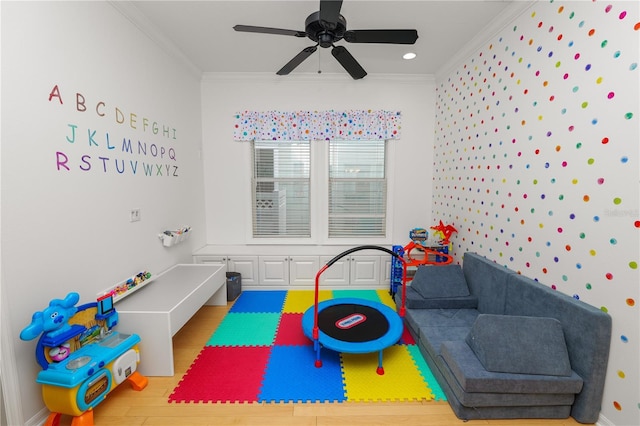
324;245;404;267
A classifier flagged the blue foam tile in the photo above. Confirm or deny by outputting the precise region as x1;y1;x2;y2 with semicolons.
230;290;287;313
258;345;346;403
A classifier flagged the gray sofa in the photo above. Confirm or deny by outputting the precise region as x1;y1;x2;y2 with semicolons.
397;251;611;424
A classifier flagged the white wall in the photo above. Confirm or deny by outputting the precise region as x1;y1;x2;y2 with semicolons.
201;73;435;247
7;1;633;424
1;2;205;423
433;2;639;425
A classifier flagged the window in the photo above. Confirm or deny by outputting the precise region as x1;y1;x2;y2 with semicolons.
328;140;387;237
250;139;388;240
251;140;310;237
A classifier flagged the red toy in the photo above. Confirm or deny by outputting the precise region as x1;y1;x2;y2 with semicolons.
399;224;457;283
402;240;453;267
430;220;458;245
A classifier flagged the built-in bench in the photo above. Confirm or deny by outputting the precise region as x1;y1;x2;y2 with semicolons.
115;264;227;376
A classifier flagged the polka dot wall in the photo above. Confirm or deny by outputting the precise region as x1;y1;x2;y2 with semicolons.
432;1;639;424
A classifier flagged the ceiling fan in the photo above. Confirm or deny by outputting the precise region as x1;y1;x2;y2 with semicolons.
233;0;418;80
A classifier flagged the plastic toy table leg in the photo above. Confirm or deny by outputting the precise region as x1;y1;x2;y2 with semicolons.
127;371;148;391
44;410;94;426
44;412;62;426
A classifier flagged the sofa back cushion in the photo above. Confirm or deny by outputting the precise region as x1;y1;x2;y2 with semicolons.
410;264;470;299
504;273;612;423
465;314;572;376
462;252;512;314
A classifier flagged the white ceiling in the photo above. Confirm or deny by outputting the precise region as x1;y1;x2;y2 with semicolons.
127;0;525;77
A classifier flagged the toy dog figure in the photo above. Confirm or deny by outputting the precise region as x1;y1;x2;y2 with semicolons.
20;292;80;341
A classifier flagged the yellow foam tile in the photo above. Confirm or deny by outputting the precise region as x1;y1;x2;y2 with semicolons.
283;289;333;313
375;289;398;311
342;345;435;402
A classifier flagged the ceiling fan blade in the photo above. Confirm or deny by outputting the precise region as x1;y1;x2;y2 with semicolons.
319;0;343;30
344;29;419;44
277;46;318;75
233;25;306;38
331;45;367;80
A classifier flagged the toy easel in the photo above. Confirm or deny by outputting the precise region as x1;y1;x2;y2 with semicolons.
20;292;148;426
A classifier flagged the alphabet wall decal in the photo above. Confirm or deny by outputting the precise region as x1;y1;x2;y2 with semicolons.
48;84;180;177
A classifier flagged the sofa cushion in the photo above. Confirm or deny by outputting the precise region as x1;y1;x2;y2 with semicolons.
403;286;478;310
465;314;572;376
440;340;584;394
503;273;612;423
411;264;470;299
419;325;474;359
436;351;577;407
462;252;512;314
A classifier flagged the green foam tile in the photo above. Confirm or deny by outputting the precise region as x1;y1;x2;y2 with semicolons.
407;345;447;401
206;312;281;347
331;289;381;303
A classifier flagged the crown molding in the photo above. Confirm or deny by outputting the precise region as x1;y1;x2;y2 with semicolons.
108;1;202;79
435;0;536;82
201;72;435;85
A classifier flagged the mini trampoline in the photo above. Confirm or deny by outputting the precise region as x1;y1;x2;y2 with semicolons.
301;246;408;375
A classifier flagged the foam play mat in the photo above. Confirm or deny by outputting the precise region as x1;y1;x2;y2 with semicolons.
169;289;446;403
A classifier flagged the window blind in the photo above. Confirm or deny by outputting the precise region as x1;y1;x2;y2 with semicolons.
328;140;387;237
251;140;311;237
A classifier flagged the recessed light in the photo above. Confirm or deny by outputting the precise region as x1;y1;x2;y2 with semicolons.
403;52;417;60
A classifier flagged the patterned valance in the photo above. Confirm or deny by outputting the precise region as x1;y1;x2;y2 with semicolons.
233;110;401;141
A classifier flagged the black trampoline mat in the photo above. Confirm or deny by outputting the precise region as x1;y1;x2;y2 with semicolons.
317;303;390;343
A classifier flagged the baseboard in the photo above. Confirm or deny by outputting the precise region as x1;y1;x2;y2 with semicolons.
1;294;25;425
24;407;49;426
597;412;615;426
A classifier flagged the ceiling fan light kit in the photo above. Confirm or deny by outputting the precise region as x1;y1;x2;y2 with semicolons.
233;0;418;80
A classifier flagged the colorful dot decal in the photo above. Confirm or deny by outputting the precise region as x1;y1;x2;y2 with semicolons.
433;2;638;424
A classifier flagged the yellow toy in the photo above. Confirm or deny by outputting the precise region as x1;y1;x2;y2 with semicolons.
21;293;147;426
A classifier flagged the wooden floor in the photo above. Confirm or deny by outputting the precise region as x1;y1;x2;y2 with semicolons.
72;301;588;426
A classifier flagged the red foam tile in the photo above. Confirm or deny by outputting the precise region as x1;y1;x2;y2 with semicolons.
273;313;312;346
169;346;271;403
400;324;416;345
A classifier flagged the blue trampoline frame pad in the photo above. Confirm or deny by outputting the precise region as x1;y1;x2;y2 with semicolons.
301;298;403;354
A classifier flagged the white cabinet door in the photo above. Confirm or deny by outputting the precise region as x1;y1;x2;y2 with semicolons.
319;255;349;286
380;256;392;286
350;255;381;286
228;256;258;285
289;256;320;286
193;255;258;286
259;256;289;286
195;252;388;287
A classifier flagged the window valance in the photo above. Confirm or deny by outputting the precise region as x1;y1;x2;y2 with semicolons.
233;110;401;141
